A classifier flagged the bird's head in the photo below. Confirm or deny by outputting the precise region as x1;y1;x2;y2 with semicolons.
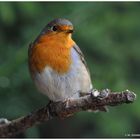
35;18;75;48
46;18;74;34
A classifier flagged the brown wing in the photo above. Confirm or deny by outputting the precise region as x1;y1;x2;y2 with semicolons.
73;44;90;75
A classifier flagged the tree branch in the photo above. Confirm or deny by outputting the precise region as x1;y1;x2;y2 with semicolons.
0;89;136;138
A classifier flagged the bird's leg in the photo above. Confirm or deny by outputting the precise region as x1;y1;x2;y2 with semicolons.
47;99;74;119
63;98;72;109
90;89;109;112
51;98;74;119
47;100;55;119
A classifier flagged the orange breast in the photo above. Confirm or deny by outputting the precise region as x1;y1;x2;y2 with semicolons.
29;32;75;74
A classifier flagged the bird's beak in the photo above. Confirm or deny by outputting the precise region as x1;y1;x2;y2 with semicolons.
58;25;73;34
66;29;73;33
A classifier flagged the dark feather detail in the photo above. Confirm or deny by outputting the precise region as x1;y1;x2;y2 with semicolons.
73;44;90;75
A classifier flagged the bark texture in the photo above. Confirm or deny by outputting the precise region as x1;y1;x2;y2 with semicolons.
0;89;136;138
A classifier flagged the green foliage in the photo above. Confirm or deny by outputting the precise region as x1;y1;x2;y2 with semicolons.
0;2;139;138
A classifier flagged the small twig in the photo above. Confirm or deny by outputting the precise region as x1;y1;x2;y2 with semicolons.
0;89;136;138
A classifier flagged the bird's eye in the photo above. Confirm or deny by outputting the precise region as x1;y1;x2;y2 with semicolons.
52;26;57;31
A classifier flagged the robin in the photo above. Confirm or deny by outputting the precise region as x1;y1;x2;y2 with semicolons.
28;18;95;103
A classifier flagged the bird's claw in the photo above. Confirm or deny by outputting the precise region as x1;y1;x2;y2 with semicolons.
63;98;72;109
91;89;110;100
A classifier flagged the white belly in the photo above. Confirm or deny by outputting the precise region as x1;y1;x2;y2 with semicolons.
32;48;93;101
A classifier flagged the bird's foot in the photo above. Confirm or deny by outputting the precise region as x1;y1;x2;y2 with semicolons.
90;89;109;112
91;89;109;100
63;98;72;109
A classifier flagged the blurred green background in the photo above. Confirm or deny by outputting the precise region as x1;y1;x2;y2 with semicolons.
0;2;139;138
